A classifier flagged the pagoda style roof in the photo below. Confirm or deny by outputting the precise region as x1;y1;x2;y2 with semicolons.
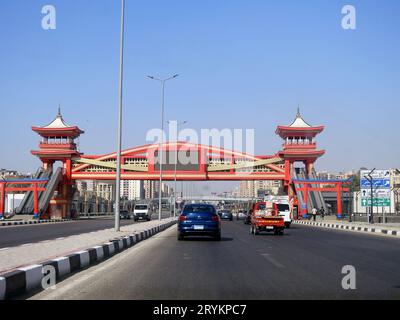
32;109;84;137
276;108;324;138
288;109;312;128
43;109;71;128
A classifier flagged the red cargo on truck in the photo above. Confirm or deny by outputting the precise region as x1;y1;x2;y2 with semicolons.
250;201;285;236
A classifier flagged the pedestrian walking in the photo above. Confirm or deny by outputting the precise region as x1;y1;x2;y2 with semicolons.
320;207;325;220
312;207;318;221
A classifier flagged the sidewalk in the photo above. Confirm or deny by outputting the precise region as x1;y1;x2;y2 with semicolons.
0;217;177;274
294;217;400;238
309;215;400;229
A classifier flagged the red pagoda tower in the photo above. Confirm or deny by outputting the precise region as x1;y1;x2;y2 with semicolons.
31;109;84;218
276;109;325;202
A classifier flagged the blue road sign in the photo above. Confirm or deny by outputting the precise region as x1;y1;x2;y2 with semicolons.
360;179;390;189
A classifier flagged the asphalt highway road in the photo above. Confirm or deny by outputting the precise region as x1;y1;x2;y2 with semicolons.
0;212;172;249
31;220;400;300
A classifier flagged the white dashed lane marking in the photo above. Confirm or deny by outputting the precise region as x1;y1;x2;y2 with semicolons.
261;253;285;269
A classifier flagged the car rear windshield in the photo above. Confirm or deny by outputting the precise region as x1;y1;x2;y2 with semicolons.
277;204;290;211
182;205;216;215
135;205;148;210
257;203;273;211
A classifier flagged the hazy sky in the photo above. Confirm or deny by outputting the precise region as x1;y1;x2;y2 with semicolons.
1;0;399;193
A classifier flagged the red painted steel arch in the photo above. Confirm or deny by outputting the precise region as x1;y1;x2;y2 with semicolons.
71;141;286;181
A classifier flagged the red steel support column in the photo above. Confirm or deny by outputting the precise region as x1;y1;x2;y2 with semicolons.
0;183;5;219
284;160;291;184
336;183;342;219
65;159;72;182
33;183;39;219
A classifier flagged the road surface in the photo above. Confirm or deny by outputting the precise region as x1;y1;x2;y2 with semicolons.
30;220;400;300
0;212;172;249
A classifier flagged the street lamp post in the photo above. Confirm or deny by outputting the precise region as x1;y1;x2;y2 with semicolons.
167;121;187;218
114;0;126;232
364;168;375;224
147;74;179;221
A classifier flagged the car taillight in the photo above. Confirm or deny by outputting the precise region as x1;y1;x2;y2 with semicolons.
212;215;220;222
179;216;187;222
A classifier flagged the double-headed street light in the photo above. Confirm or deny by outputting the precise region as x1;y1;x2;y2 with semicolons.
147;74;179;221
167;120;187;218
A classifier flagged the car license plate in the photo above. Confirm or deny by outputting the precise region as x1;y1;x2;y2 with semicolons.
266;226;274;230
193;225;204;230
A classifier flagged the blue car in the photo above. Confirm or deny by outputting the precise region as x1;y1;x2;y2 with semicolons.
177;204;221;241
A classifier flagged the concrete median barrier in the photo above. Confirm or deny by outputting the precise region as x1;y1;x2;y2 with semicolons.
0;219;177;300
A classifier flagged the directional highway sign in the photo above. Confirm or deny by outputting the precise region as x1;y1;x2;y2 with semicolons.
361;198;391;207
360;170;390;180
360;179;391;189
360;169;391;207
361;189;391;198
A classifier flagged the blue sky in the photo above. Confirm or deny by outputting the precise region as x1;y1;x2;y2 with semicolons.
1;0;399;190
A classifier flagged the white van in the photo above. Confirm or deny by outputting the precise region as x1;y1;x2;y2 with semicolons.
276;203;291;228
265;196;292;228
133;204;152;222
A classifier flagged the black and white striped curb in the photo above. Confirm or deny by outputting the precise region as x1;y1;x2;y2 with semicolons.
294;220;400;237
0;220;177;300
0;219;71;227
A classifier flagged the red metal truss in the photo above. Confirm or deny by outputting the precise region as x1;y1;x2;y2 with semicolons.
71;142;286;181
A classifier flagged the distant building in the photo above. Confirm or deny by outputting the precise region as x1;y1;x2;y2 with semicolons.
0;169;25;179
96;183;114;201
239;181;255;198
391;169;400;188
144;180;155;199
120;180;144;200
143;180;173;199
316;170;356;181
238;180;281;198
76;180;95;195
